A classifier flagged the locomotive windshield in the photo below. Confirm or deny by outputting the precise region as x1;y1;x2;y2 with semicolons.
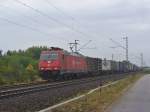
40;52;58;60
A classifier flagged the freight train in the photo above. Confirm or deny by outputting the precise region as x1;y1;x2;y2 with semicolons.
39;47;140;80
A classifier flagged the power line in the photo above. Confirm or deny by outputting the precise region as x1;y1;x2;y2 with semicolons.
0;3;57;29
78;40;92;51
141;53;144;68
44;0;82;26
0;16;66;42
0;16;45;34
0;3;70;42
0;4;42;26
44;0;96;41
14;0;91;39
110;38;126;50
110;37;129;62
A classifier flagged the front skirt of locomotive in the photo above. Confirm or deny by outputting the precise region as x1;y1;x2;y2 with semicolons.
40;70;60;80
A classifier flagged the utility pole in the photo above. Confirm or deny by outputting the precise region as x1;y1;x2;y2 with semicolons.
110;36;129;62
123;37;129;62
69;40;95;53
75;40;79;53
69;43;74;53
69;40;79;53
118;53;122;62
141;53;144;68
112;54;114;61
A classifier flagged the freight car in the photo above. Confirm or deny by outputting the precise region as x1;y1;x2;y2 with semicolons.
39;47;140;80
102;60;123;74
86;57;102;75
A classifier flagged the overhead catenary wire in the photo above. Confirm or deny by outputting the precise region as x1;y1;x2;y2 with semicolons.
43;0;99;52
0;4;58;29
2;2;138;65
0;0;93;49
0;3;69;43
110;37;129;62
0;16;67;42
129;53;144;66
0;1;143;66
44;0;82;26
0;3;74;39
0;4;40;26
110;38;126;50
2;0;98;52
45;0;110;55
14;0;91;40
78;40;93;51
0;16;47;35
0;1;95;53
44;0;97;42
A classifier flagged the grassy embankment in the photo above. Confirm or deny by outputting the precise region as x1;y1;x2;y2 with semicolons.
52;73;143;112
142;68;150;74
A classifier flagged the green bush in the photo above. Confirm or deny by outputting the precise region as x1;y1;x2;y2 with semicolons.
0;46;47;85
0;75;6;85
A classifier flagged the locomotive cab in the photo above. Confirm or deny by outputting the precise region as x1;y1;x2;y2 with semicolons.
39;48;62;79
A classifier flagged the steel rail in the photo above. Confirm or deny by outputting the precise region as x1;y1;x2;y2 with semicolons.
0;73;130;99
0;81;48;91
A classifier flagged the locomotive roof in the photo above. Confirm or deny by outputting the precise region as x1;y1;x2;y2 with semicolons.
41;47;85;57
64;51;85;57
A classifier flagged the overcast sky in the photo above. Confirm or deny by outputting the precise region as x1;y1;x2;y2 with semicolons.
0;0;150;66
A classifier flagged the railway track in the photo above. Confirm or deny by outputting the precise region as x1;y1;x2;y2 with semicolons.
0;74;129;99
0;81;48;92
0;73;136;112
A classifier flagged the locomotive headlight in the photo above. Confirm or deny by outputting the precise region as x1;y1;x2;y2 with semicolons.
48;61;51;63
54;67;58;70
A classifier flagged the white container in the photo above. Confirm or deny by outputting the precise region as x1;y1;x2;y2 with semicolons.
102;60;111;71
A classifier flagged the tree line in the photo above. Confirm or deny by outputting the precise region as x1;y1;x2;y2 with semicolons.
0;46;48;85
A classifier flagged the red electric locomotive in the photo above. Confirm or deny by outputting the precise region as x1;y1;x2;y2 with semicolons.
39;47;88;80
